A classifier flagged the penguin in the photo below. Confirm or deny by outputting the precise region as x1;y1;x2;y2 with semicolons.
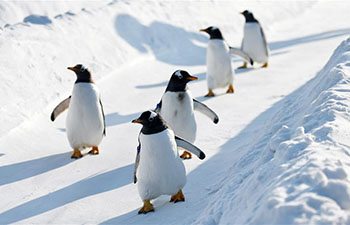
200;26;252;97
239;10;269;68
156;70;219;159
51;64;106;159
132;110;205;214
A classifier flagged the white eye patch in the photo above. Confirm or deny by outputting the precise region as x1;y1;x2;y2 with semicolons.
211;27;218;30
175;70;183;79
149;111;157;119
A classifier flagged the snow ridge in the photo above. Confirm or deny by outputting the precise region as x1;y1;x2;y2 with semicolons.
195;38;350;224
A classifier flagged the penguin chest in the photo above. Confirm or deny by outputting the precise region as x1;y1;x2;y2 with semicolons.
206;40;233;88
242;23;268;63
137;130;186;200
160;91;196;142
66;83;104;148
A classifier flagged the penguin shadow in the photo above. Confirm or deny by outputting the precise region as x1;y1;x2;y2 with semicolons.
0;152;73;186
135;72;206;90
269;28;350;51
101;196;186;224
234;67;255;75
114;14;207;66
0;164;134;224
106;111;142;127
23;15;52;25
195;92;228;103
0;153;4;157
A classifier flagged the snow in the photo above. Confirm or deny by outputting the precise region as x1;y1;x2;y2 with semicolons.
1;0;350;224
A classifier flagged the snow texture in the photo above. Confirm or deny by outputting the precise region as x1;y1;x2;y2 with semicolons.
1;0;350;224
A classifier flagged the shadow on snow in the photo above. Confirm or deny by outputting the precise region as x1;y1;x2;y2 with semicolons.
0;164;133;224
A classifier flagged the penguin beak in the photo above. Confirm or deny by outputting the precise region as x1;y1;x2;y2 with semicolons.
132;119;142;124
240;11;243;14
187;76;198;81
67;67;79;71
199;29;206;32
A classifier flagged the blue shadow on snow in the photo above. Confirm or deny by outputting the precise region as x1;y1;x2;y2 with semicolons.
0;164;133;224
114;14;207;66
0;152;73;186
23;15;52;25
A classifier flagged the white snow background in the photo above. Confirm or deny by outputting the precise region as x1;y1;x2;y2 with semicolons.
1;0;350;224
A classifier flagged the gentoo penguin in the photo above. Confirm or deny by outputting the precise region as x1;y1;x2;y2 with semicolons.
51;64;106;159
200;26;252;97
132;110;205;214
239;10;269;68
156;70;219;159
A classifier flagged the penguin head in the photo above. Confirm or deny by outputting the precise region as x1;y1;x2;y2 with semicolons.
200;26;224;40
132;111;168;134
165;70;198;92
67;64;93;83
240;10;257;23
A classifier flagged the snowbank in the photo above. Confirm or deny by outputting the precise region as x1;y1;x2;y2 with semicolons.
195;38;350;224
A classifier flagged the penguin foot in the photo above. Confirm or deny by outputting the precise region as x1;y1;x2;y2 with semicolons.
180;151;192;160
226;85;235;94
88;146;99;155
71;148;83;159
138;200;154;214
262;62;268;68
205;89;215;97
238;62;248;69
170;189;185;203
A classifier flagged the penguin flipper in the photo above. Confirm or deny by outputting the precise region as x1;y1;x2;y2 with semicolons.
193;99;219;124
229;47;253;65
134;136;141;183
259;26;269;57
50;96;71;121
134;149;140;184
175;136;205;160
99;99;106;136
155;100;162;113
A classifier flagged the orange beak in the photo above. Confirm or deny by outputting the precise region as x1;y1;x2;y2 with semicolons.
132;119;142;124
199;29;206;32
67;67;79;71
187;76;198;81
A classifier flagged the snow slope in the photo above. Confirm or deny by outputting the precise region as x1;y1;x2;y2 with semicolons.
1;0;350;224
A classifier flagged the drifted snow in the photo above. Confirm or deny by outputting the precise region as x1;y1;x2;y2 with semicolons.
1;1;350;224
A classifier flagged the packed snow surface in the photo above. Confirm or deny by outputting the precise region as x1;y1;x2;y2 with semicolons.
1;0;350;224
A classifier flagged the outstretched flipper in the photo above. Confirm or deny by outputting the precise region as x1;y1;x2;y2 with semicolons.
193;99;219;124
175;136;205;160
229;46;253;65
50;96;71;121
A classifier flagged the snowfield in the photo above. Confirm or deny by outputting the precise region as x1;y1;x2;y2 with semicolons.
1;0;350;224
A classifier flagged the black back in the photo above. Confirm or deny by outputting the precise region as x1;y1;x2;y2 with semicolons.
136;111;168;135
69;64;94;83
201;26;224;40
242;10;258;23
165;70;194;92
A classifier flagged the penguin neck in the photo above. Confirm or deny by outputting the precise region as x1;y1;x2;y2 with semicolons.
75;75;94;84
245;15;258;23
210;32;224;40
165;82;188;92
141;124;168;135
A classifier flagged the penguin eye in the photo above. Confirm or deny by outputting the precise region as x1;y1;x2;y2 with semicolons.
178;74;183;79
148;117;154;122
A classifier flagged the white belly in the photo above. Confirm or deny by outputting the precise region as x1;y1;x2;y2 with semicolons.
159;91;196;143
206;39;233;89
66;83;104;149
242;23;269;63
137;130;186;201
